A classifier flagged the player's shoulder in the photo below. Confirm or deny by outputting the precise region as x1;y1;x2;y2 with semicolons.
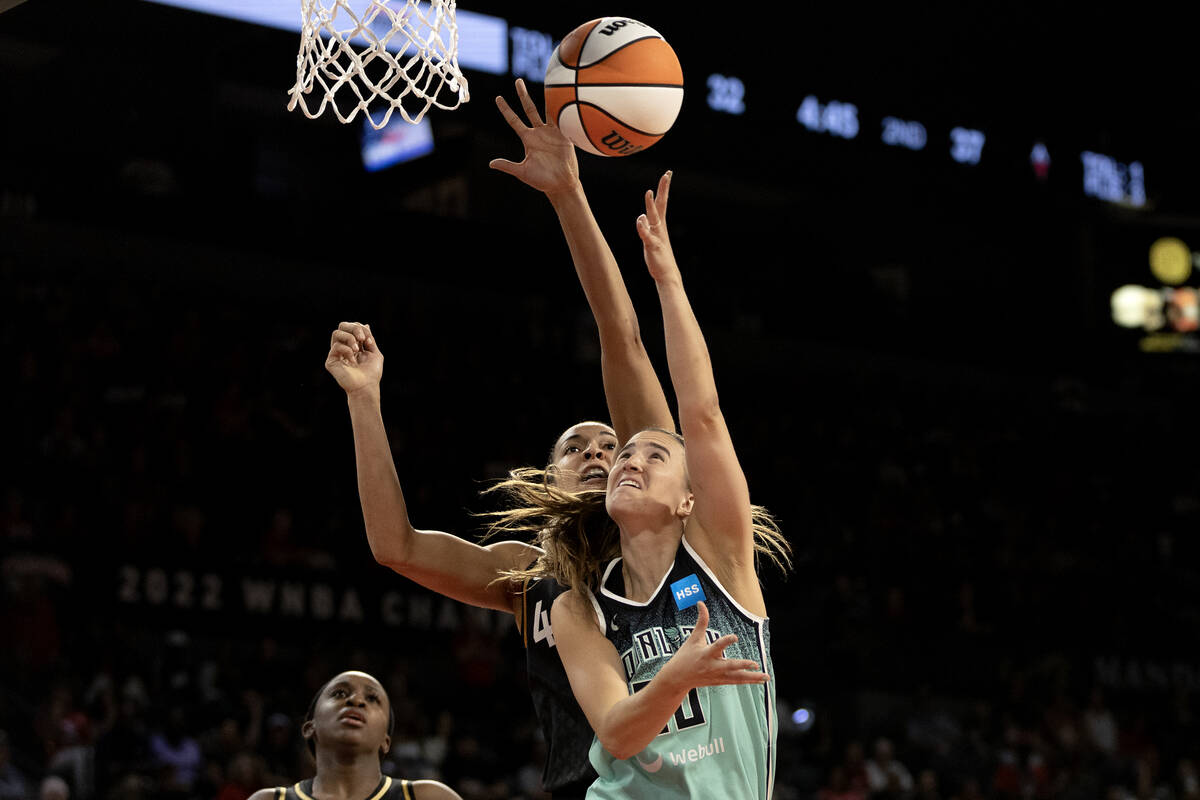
248;789;283;800
552;585;603;632
405;778;464;800
550;584;584;610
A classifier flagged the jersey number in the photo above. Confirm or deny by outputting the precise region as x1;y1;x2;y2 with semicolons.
532;600;555;647
632;681;707;735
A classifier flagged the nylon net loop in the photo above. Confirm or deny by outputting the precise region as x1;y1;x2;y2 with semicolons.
288;0;469;128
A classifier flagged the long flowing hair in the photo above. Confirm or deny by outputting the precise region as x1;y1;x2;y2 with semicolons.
480;459;792;592
480;467;620;593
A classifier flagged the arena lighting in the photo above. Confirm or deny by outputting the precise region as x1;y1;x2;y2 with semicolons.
1111;285;1162;329
1149;237;1193;285
789;706;815;733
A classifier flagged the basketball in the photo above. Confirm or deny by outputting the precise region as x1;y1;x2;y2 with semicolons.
544;17;683;157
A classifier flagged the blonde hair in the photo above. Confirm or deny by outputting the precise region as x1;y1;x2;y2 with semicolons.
480;467;620;592
480;462;792;592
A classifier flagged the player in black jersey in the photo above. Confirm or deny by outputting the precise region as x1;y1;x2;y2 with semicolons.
487;176;793;799
516;573;596;795
324;80;675;798
249;670;462;800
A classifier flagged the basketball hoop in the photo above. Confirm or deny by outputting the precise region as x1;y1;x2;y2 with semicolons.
288;0;470;129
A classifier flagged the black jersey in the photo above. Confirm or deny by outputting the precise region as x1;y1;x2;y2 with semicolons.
271;776;415;800
519;574;599;796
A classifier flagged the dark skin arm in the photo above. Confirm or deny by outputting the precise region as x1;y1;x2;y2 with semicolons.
326;322;538;616
490;78;675;444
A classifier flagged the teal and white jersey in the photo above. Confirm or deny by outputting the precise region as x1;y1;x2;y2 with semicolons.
584;536;776;800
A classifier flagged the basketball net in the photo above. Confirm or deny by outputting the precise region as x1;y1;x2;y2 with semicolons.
288;0;469;128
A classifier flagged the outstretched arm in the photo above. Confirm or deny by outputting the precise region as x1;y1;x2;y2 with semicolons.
490;79;674;444
636;184;764;615
326;322;538;614
553;594;767;760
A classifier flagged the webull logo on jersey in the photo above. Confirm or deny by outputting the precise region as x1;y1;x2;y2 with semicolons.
669;736;727;765
670;574;705;610
635;737;728;773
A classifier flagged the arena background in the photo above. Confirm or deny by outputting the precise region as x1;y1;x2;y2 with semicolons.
2;3;1199;799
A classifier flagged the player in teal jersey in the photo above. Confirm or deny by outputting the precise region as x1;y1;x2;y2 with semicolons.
542;177;793;799
324;79;676;798
248;670;462;800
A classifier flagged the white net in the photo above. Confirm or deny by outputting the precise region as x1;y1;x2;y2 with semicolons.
288;0;469;129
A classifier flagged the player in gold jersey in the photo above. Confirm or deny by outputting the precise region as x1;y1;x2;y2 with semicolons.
248;670;461;800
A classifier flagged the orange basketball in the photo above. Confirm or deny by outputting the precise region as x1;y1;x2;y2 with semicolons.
544;17;683;157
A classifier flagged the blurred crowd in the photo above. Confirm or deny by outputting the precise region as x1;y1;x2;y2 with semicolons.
2;234;1199;800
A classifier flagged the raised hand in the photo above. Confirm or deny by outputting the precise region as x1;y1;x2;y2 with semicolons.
488;78;581;198
324;321;383;396
635;171;679;283
663;602;769;690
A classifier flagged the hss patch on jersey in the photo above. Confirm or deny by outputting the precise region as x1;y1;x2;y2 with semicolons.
670;574;706;609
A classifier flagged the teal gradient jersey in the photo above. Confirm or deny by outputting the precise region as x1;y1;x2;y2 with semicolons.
583;537;776;800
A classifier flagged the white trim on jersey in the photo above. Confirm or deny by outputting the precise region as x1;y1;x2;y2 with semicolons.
598;556;677;607
584;586;606;634
680;536;769;625
681;536;776;799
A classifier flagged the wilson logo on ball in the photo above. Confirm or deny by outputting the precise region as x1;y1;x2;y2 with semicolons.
597;19;646;36
601;131;642;155
544;16;683;158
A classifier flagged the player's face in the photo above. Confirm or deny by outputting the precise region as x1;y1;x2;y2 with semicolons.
551;422;618;492
605;430;692;523
307;671;390;758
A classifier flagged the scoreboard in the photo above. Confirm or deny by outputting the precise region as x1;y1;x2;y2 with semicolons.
131;2;1180;217
12;1;1200;361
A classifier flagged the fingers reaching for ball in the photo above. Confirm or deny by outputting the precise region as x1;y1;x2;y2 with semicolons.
637;172;679;282
489;80;580;195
